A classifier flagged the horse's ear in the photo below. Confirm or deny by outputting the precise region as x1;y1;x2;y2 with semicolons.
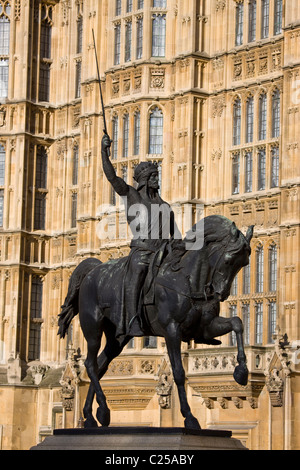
246;225;254;243
230;222;238;240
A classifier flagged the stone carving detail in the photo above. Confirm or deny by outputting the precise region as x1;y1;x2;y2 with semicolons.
156;359;173;409
112;75;120;97
134;69;142;92
264;331;292;408
271;48;281;71
232;397;243;408
72;105;81;128
150;68;165;89
140;359;156;375
233;58;242;80
0;106;6;127
15;0;21;20
107;359;134;376
258;52;268;75
156;373;172;409
60;347;83;411
193;353;237;373
211;148;222;161
211;95;226;118
265;369;284;407
246;53;256;78
215;0;226;11
27;361;50;385
7;354;22;384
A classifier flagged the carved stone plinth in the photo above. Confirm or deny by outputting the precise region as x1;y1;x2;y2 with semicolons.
30;427;248;451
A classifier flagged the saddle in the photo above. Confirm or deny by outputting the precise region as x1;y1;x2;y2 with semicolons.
143;239;186;305
143;241;168;305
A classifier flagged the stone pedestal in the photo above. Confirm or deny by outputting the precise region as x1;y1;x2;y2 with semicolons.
30;427;248;450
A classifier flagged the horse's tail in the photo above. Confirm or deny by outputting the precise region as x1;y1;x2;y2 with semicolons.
57;258;102;339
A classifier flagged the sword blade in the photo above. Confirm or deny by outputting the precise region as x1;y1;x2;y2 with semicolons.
92;29;108;138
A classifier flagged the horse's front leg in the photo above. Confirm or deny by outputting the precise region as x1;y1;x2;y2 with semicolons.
165;321;201;430
204;315;248;386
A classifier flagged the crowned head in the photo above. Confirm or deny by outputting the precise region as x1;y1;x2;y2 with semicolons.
134;161;159;191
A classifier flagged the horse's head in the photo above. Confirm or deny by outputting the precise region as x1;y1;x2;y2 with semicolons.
183;216;254;301
207;219;254;301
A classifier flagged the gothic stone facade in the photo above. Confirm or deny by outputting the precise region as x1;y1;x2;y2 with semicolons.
0;0;299;450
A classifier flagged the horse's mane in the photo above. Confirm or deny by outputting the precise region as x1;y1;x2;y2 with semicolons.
165;215;251;273
185;215;239;245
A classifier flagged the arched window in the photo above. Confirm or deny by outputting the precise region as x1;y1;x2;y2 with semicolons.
152;14;166;57
235;2;244;46
134;111;141;155
259;93;267;140
136;17;143;59
125;20;132;62
261;0;270;39
72;145;79;185
269;244;277;292
233;98;241;145
29;276;43;361
245;151;253;193
229;304;237;346
153;0;166;8
242;303;250;345
230;275;238;296
232;152;240;194
36;146;48;189
40;6;52;59
0;143;5;186
0;143;4;227
256;245;264;293
112;115;119;160
243;260;251;294
123;113;129;158
255;302;263;344
246;96;254;143
272;89;280;138
268;301;277;343
39;5;53;102
149;107;163;154
76;2;83;54
126;0;133;13
271;146;279;188
274;0;283;35
115;0;121;16
248;0;256;43
71;193;77;228
0;0;11;98
257;148;266;190
114;23;121;65
0;1;10;55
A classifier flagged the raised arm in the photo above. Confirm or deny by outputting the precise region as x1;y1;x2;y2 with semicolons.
101;134;129;197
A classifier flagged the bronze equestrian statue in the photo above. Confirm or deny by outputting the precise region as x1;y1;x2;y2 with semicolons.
100;133;179;337
58;142;254;429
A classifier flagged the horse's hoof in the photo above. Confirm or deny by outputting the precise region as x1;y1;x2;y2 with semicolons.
184;416;201;431
96;407;111;427
233;364;248;386
84;416;98;428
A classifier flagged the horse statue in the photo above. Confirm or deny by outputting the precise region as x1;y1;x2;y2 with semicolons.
58;215;254;430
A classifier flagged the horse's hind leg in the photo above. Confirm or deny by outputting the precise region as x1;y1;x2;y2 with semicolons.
83;326;130;428
165;321;201;430
84;329;112;427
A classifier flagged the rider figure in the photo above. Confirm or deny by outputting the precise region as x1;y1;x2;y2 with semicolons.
101;133;177;337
